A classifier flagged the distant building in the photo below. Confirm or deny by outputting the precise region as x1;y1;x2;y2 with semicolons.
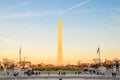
17;61;31;68
105;60;112;65
0;61;14;69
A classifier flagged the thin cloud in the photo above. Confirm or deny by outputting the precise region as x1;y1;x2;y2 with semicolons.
0;11;61;19
113;8;120;12
0;0;33;12
111;14;120;24
0;37;18;45
0;37;14;44
0;0;91;19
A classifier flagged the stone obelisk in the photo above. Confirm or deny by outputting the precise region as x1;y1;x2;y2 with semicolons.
58;19;62;66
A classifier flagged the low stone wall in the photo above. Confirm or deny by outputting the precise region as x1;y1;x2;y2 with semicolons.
0;75;120;80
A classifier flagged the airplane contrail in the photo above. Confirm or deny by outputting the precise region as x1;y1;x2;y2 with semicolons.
62;0;91;14
0;0;91;19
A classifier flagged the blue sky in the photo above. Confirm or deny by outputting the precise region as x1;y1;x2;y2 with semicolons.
0;0;120;64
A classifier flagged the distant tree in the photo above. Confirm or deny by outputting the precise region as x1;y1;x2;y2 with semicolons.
113;58;119;62
92;58;101;68
77;61;81;67
113;58;120;69
93;58;99;64
0;61;1;69
9;60;15;69
3;58;9;68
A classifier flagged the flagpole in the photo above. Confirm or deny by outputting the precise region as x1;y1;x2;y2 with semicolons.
19;47;21;67
20;51;21;67
97;46;101;67
99;47;100;66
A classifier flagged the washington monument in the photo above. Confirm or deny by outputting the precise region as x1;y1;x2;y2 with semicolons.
58;19;62;65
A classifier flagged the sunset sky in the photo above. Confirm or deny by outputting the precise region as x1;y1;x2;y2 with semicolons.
0;0;120;65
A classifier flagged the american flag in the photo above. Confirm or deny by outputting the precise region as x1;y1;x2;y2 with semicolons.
97;47;100;54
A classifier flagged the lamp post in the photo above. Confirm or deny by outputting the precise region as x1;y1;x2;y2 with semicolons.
113;61;116;72
119;62;120;72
